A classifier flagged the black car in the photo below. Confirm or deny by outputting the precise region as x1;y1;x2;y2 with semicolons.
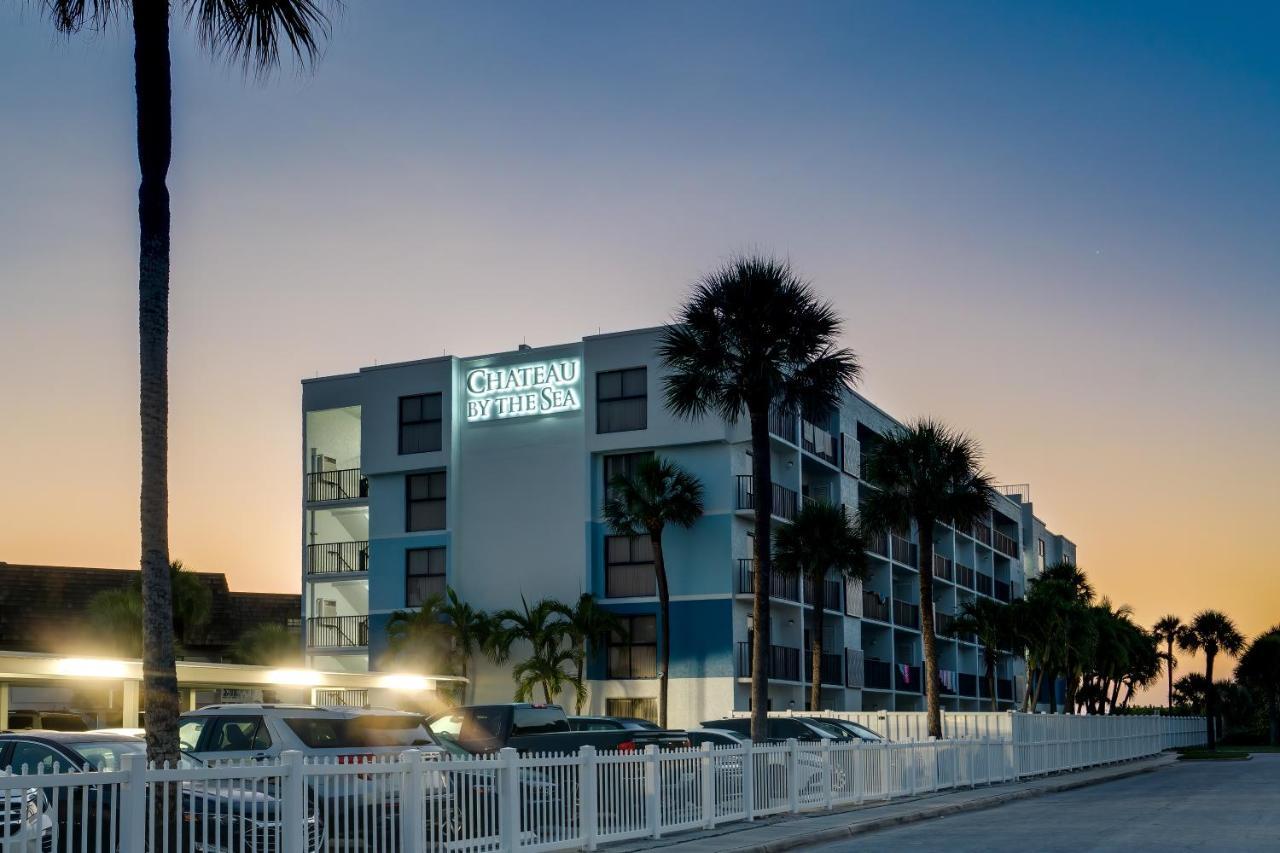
700;716;843;743
566;716;662;732
0;732;324;853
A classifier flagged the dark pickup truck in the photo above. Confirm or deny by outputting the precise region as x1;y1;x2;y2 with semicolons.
427;703;691;754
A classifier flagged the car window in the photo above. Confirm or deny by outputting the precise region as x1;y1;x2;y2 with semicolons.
576;720;622;731
9;742;64;773
205;717;268;752
702;718;748;735
67;741;146;771
511;708;568;736
347;714;431;747
179;719;207;752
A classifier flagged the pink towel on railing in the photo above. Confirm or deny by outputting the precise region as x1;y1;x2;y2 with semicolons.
898;663;911;684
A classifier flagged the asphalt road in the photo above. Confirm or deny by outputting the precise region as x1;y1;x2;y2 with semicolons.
801;754;1280;852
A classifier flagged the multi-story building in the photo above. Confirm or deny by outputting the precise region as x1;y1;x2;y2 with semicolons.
300;327;1075;725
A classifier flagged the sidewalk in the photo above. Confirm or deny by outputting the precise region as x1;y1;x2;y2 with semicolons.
604;753;1176;853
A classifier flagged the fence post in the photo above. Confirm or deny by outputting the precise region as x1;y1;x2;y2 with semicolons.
645;745;661;839
580;746;598;850
741;741;755;822
700;743;716;829
281;750;306;853
786;739;800;814
119;752;147;853
820;740;833;810
853;742;865;804
400;749;426;853
498;747;520;850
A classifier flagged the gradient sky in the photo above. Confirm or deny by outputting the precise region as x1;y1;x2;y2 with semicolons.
2;2;1277;690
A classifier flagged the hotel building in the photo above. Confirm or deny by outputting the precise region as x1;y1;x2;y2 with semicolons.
301;327;1075;725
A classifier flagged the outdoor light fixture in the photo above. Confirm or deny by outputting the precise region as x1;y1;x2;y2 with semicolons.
55;658;130;679
266;669;323;686
379;674;432;691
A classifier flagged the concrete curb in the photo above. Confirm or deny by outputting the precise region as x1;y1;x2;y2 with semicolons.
707;755;1175;853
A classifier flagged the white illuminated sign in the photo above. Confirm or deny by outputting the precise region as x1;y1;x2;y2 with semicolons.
465;358;582;422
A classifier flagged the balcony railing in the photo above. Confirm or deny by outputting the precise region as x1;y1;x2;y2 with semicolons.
735;476;798;521
800;421;837;465
862;590;891;622
305;468;368;503
958;672;978;696
895;664;922;693
864;659;892;690
939;669;957;695
994;580;1011;602
893;599;920;629
976;573;994;597
866;531;889;558
736;559;800;602
844;649;865;688
932;554;954;582
803;576;844;611
971;522;993;547
306;541;369;575
993;530;1019;558
935;611;956;637
306;615;369;649
956;563;976;588
736;642;800;681
998;678;1015;701
314;688;370;708
979;677;993;699
890;535;917;566
768;408;797;444
804;652;845;686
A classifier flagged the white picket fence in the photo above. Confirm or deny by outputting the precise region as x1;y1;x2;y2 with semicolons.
0;715;1204;853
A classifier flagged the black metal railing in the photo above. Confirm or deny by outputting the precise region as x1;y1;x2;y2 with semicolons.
933;554;954;582
862;590;891;622
866;531;889;558
935;611;956;637
993;530;1019;558
306;541;369;574
305;468;368;503
976;573;994;597
736;642;800;681
736;559;800;601
994;580;1011;602
306;615;369;649
891;535;918;567
735;476;798;521
768;408;797;444
971;522;993;547
958;672;978;696
939;669;957;695
956;563;976;588
998;678;1015;701
895;664;922;693
801;420;837;465
979;678;993;699
805;652;845;686
864;659;892;690
893;599;920;629
803;576;844;611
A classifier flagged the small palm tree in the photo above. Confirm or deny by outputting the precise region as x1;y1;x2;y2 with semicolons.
386;595;454;675
660;254;859;740
33;0;337;766
1152;615;1183;709
513;646;587;707
954;598;1011;712
773;503;866;713
859;419;994;738
89;560;212;656
439;588;493;705
488;597;574;704
228;624;302;667
1177;610;1245;750
603;456;705;726
1235;627;1280;746
561;594;627;715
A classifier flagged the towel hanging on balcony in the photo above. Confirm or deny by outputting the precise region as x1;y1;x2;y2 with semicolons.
897;663;911;684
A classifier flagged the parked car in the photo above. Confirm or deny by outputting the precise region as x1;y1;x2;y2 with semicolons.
700;716;844;744
686;727;851;798
0;731;324;853
794;717;885;742
567;716;662;732
428;704;690;755
0;772;52;853
6;712;87;733
432;732;560;840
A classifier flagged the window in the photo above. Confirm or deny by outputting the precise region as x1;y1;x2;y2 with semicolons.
204;717;271;752
608;614;657;678
605;697;658;723
605;534;656;598
9;742;63;773
603;451;653;501
406;547;446;607
596;367;647;433
179;719;207;752
1037;538;1046;572
399;394;443;454
406;472;446;531
511;707;570;736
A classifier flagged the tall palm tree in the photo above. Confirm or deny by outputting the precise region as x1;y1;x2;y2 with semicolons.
386;594;454;674
439;588;493;705
35;0;336;766
859;419;994;738
1153;615;1184;709
560;594;627;715
1235;627;1280;746
487;597;574;704
603;456;705;726
954;598;1011;712
773;503;866;713
1177;610;1245;750
660;254;859;741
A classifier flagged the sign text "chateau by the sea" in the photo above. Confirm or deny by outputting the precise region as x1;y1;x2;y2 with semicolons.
465;358;582;422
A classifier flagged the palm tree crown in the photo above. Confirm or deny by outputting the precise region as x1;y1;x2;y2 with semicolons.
561;594;627;715
1153;614;1183;708
1177;609;1245;750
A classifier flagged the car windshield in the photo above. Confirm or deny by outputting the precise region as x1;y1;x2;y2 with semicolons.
431;732;472;756
66;740;146;771
804;720;848;738
283;715;432;749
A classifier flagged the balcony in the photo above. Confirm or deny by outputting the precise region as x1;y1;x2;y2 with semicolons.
866;531;889;558
844;649;865;689
805;652;845;687
800;420;837;465
932;554;954;583
803;575;844;611
971;521;993;547
934;611;956;637
993;530;1019;559
736;559;800;602
979;678;993;699
998;678;1015;701
305;468;368;503
306;615;369;649
863;659;892;690
768;407;797;444
890;535;918;567
306;541;369;575
994;580;1011;602
895;664;922;693
892;599;920;629
939;669;957;695
958;672;978;696
736;642;800;681
976;573;994;597
956;563;976;588
862;590;891;622
735;476;798;521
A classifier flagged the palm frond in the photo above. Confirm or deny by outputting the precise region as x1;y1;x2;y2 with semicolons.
187;0;337;77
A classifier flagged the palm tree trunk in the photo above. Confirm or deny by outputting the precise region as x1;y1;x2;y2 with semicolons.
985;653;998;712
653;531;671;729
574;645;586;714
810;577;825;713
1205;653;1216;750
749;407;773;744
1166;639;1175;708
133;1;180;769
916;516;942;738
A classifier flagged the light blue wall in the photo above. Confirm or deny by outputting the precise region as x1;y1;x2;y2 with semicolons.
588;599;735;681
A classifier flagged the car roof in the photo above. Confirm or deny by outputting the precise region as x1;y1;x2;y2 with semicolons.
0;731;142;743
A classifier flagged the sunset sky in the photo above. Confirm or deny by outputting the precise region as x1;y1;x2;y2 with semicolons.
2;2;1277;690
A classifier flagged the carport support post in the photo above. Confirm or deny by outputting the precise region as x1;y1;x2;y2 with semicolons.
282;750;306;853
122;678;140;728
0;682;8;728
186;688;199;712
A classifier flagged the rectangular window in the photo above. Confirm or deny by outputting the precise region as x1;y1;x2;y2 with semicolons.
608;615;658;679
399;394;443;454
406;547;446;607
596;367;647;433
406;472;446;531
605;697;658;723
605;534;656;598
603;451;653;501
